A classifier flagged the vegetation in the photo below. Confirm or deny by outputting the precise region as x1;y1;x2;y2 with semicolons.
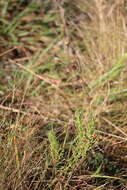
0;0;127;189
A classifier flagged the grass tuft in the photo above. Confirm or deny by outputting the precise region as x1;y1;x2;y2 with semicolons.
48;130;60;164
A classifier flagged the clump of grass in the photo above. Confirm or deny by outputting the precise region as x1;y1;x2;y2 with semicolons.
61;110;95;180
72;110;95;162
90;53;127;89
48;130;60;164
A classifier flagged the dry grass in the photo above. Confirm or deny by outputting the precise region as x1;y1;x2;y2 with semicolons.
0;0;127;189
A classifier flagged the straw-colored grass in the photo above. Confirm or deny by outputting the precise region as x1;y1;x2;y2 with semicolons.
0;0;127;189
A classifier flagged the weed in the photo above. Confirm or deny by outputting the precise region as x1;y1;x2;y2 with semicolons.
48;130;60;164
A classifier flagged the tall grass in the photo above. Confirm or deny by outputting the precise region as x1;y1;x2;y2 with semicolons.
0;0;127;189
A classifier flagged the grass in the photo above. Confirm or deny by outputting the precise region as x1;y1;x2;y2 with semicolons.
0;0;127;189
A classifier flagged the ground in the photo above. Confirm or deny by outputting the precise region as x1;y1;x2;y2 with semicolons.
0;0;127;189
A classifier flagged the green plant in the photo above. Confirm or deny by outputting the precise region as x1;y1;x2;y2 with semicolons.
48;130;60;164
